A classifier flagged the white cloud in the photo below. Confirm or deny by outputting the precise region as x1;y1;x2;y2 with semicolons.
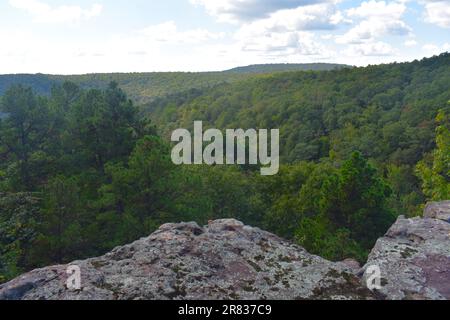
236;3;347;33
336;20;411;44
236;29;327;56
421;0;450;28
9;0;102;24
346;0;406;18
228;2;346;59
84;21;226;64
138;21;225;44
190;0;333;23
0;20;227;74
3;0;447;73
342;41;395;56
336;1;411;45
422;42;450;56
404;39;418;46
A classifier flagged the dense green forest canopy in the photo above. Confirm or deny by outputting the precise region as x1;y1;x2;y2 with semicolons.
149;53;450;164
224;63;351;74
0;54;449;284
0;63;348;105
148;52;450;214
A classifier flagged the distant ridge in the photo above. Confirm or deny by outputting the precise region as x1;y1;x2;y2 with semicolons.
225;63;352;74
0;63;351;103
1;54;447;104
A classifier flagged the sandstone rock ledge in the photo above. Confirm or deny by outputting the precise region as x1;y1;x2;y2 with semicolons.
0;219;374;300
1;201;449;300
362;215;450;300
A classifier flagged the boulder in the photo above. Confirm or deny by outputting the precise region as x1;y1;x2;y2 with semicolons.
340;259;361;271
362;216;450;300
0;219;375;300
2;201;450;301
424;201;450;223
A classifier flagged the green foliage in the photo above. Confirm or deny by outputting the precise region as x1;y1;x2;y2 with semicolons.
258;161;323;238
0;64;349;105
96;135;179;244
386;164;423;217
31;176;84;265
295;216;366;262
320;152;395;251
0;82;165;280
225;63;350;74
0;193;41;279
259;153;394;262
0;86;51;191
416;106;450;201
148;53;450;219
1;54;449;282
149;54;450;168
182;165;264;225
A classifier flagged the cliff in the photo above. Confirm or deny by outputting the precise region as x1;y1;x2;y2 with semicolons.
1;202;449;300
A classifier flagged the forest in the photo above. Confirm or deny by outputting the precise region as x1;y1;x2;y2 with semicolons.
0;63;347;105
0;53;449;284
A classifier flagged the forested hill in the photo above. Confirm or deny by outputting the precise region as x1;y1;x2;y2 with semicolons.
0;63;347;104
225;63;351;74
147;51;450;216
148;52;450;165
0;73;245;104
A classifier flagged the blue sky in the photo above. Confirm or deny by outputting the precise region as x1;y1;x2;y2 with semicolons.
0;0;449;74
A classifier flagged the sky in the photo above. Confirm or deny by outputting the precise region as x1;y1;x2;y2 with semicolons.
0;0;449;74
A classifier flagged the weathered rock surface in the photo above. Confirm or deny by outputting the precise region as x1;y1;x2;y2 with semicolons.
362;215;450;300
424;201;450;223
0;219;374;300
1;201;449;300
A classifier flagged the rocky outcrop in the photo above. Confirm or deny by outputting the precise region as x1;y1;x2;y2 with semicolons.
1;202;449;300
0;219;375;300
362;202;450;300
424;201;450;222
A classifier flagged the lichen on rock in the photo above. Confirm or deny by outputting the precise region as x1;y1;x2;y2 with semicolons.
1;201;449;300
